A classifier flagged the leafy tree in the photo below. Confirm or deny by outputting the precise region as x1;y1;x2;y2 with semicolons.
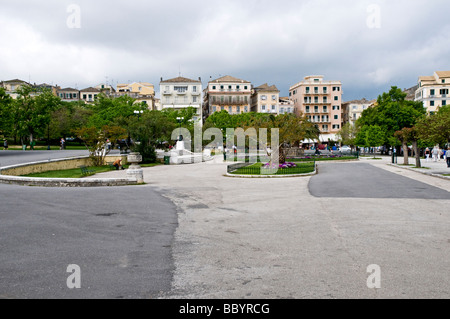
49;102;93;142
337;123;359;150
14;86;60;145
416;105;450;147
395;127;422;167
251;113;320;163
75;126;127;166
129;111;177;163
0;88;13;137
357;86;426;154
365;125;385;158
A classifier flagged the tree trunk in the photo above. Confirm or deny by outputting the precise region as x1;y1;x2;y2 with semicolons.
402;142;409;165
412;140;421;168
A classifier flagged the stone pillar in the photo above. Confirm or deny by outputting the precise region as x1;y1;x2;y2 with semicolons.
127;152;144;184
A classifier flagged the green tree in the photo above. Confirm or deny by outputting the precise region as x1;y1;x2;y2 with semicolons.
0;88;13;137
365;125;385;158
395;127;422;167
129;111;177;163
75;126;127;166
337;123;359;150
357;86;426;154
14;86;61;145
416;105;450;147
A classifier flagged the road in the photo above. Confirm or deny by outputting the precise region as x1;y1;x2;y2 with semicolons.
0;151;178;299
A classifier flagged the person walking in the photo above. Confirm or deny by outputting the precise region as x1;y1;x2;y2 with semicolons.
425;147;430;161
3;139;8;150
447;147;450;168
432;146;440;162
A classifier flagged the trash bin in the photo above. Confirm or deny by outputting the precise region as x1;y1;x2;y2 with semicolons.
164;156;170;165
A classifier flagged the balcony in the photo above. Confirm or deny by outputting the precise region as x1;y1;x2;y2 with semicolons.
162;91;171;95
175;90;187;95
191;91;201;96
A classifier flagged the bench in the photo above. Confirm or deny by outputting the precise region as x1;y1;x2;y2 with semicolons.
80;166;95;176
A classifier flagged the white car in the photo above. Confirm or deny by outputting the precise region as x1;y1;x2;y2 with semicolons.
340;146;352;153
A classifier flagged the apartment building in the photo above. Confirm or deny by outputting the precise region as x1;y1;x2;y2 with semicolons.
95;83;116;95
160;77;203;123
342;98;376;126
251;84;280;114
415;71;450;114
203;75;252;118
289;75;343;140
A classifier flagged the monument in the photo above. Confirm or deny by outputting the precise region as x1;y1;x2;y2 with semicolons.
127;152;144;184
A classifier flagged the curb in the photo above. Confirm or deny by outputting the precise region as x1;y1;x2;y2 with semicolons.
0;175;138;187
387;163;450;181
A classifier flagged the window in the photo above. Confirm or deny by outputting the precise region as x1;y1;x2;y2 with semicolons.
430;89;435;96
314;87;319;94
323;106;327;113
304;97;308;103
261;95;267;101
221;106;225;111
306;106;310;113
244;86;248;90
314;79;320;83
322;125;328;131
220;86;224;90
193;96;197;103
272;95;277;101
193;86;197;93
430;101;435;106
212;96;216;103
262;105;266;111
272;105;276;111
213;106;216;113
333;105;340;111
334;96;339;101
228;86;232;90
237;106;241;113
83;94;87;99
334;115;339;120
333;125;340;130
244;106;248;112
236;85;240;90
212;86;216;90
314;97;319;103
221;96;224;103
314;106;319;113
138;87;142;91
305;87;310;94
333;87;341;92
228;96;232;103
353;105;358;110
174;86;188;93
440;89;449;95
323;87;327;94
442;100;447;106
442;80;446;84
323;97;327;103
229;106;232;113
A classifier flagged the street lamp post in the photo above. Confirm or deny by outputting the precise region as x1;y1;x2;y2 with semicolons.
176;117;184;142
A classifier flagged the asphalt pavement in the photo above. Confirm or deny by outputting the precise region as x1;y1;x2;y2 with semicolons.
309;162;450;199
0;151;178;299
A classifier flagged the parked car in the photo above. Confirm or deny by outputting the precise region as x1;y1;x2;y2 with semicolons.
340;145;352;153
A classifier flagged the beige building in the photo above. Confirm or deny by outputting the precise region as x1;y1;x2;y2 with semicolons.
57;87;80;102
342;98;376;126
0;79;32;99
203;75;252;118
160;76;203;123
251;84;279;114
115;82;156;109
415;71;450;114
80;87;101;103
289;75;343;141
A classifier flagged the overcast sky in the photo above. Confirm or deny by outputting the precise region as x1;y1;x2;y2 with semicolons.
1;0;449;101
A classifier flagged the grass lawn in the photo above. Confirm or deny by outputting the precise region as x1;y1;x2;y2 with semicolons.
231;163;315;176
140;163;162;168
23;166;113;178
443;174;450;176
